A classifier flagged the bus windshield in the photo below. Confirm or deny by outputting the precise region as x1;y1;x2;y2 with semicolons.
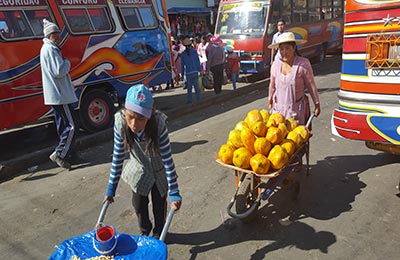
216;1;268;37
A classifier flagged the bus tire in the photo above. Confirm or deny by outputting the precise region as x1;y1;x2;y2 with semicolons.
79;89;114;133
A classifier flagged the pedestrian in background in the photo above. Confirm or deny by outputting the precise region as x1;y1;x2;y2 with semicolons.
181;37;202;105
197;34;208;72
40;19;80;170
271;18;287;64
102;84;182;239
268;32;320;125
206;35;225;94
225;45;240;90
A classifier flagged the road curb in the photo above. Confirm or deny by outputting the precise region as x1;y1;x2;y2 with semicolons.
0;79;267;181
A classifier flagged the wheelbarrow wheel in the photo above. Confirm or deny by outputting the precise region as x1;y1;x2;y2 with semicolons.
236;177;259;223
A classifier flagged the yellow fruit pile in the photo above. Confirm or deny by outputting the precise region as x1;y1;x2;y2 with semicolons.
218;109;310;174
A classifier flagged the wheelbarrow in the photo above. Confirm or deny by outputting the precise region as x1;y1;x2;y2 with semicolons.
216;114;315;223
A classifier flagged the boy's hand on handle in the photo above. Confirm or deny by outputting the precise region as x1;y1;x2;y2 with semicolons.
103;196;114;204
171;200;182;211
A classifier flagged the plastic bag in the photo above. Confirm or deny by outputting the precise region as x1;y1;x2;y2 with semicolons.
198;76;205;93
202;74;214;89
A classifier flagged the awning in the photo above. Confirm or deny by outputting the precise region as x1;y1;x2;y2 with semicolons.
167;7;211;14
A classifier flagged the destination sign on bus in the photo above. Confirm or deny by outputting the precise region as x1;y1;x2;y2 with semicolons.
222;2;262;12
56;0;106;5
0;0;47;7
113;0;151;5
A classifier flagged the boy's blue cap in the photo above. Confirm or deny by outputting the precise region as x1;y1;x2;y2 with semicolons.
125;84;153;118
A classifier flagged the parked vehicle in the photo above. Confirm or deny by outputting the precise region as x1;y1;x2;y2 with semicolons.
0;0;174;133
331;0;400;155
214;0;344;74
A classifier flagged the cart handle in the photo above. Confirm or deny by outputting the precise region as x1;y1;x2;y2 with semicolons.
96;200;110;228
306;114;315;129
160;208;175;242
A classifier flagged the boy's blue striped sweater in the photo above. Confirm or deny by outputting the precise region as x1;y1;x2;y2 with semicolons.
105;112;181;202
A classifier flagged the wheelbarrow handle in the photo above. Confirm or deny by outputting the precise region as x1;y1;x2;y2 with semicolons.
160;208;175;242
306;114;315;129
96;200;110;226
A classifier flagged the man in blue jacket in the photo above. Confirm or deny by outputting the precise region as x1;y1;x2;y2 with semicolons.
40;19;79;170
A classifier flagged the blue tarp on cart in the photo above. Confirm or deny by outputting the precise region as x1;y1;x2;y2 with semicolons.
49;230;167;260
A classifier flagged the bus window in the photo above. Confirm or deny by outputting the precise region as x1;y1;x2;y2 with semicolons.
88;8;112;31
216;2;267;36
293;0;308;23
321;0;333;20
309;0;321;21
0;6;52;41
118;6;157;30
281;0;292;25
61;6;112;34
333;5;343;18
0;10;39;40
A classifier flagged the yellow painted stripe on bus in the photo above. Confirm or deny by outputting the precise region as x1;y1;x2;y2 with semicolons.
338;101;386;114
341;73;369;79
344;23;400;34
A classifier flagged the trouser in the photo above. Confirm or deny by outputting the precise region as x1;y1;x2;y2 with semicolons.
186;73;201;103
52;104;77;159
230;72;238;90
131;185;167;236
210;63;224;94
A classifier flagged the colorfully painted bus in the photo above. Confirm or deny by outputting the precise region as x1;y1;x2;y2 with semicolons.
214;0;344;74
331;0;400;154
0;0;174;133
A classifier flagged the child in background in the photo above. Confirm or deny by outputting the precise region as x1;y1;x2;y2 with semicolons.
226;46;240;90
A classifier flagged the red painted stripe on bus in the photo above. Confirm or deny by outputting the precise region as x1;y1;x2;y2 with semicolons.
333;109;386;142
342;37;366;53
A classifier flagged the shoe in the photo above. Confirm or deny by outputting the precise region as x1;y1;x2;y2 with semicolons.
140;232;150;236
49;152;71;170
152;233;161;239
67;153;85;165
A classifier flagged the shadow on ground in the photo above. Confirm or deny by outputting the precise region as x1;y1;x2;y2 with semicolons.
166;152;399;260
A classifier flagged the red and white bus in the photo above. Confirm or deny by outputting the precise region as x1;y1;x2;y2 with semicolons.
214;0;344;74
331;0;400;154
0;0;174;133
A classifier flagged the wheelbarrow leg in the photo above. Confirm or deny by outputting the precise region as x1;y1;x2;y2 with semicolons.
305;141;310;176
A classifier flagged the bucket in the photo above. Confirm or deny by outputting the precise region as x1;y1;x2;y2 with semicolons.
93;225;118;255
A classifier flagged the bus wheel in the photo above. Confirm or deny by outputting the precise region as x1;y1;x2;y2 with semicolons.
79;90;114;133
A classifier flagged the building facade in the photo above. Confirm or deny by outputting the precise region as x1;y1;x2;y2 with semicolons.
166;0;219;38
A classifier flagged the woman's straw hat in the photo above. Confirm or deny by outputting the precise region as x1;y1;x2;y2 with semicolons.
268;32;307;49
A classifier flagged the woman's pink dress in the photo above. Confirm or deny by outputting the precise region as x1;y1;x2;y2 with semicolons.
268;56;319;125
